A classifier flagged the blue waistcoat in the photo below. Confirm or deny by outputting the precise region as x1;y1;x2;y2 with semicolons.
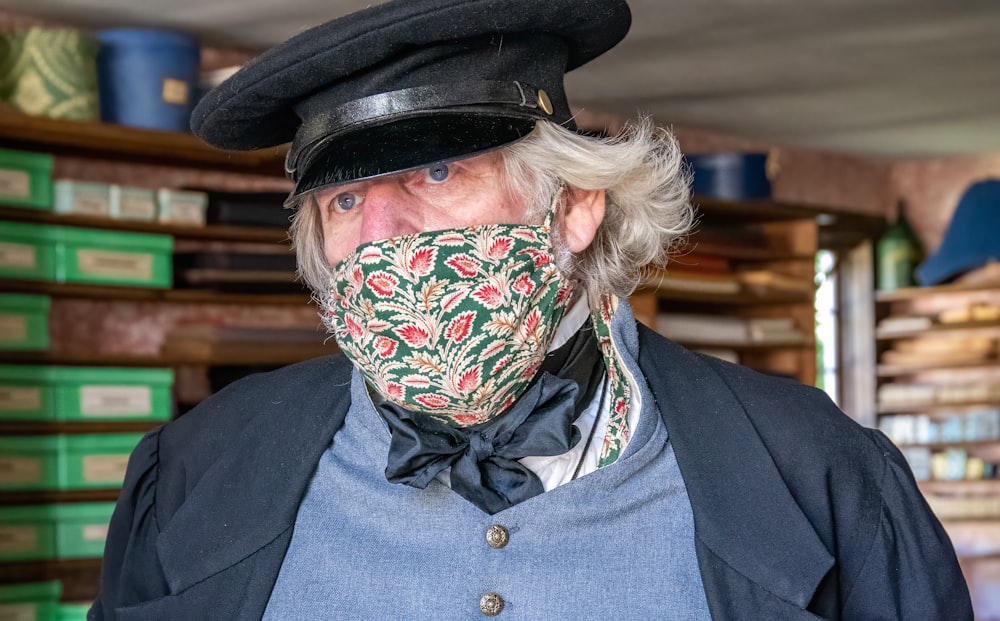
265;309;711;620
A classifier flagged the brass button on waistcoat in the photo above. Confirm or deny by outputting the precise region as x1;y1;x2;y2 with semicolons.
485;524;509;549
480;592;504;616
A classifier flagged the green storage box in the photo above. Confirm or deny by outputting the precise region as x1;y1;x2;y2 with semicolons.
0;433;143;491
0;366;173;422
0;148;54;210
54;180;112;217
0;503;115;561
0;294;50;351
0;581;61;621
57;603;91;621
0;221;172;287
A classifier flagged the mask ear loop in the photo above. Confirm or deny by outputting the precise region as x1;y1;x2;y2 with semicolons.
543;183;565;230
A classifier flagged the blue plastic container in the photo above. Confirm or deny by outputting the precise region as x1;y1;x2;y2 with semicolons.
687;153;772;200
96;29;200;132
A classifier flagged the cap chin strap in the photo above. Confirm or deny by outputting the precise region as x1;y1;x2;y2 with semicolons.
286;80;560;181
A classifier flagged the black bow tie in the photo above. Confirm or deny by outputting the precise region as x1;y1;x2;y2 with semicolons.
377;326;605;514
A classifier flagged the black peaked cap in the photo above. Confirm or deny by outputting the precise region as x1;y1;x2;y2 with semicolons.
191;0;631;195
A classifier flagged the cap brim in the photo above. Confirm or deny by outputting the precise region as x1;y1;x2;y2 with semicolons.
293;113;536;196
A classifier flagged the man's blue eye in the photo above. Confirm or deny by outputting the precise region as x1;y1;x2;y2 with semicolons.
336;193;357;211
427;164;450;183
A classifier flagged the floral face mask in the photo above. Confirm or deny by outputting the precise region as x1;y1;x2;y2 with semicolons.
321;208;575;427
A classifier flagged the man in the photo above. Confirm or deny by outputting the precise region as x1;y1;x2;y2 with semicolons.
91;0;972;619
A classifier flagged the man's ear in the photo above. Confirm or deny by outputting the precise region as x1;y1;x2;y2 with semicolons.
559;187;606;253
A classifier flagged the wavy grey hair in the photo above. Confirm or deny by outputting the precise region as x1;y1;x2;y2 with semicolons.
288;117;693;298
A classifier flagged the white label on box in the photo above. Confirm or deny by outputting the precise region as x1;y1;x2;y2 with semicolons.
74;195;110;216
0;602;38;621
76;249;152;281
162;201;203;224
0;169;30;199
0;314;27;342
0;386;42;412
0;525;38;554
0;242;37;269
82;523;109;542
120;196;156;220
82;454;129;483
162;78;190;105
0;457;42;484
81;385;151;417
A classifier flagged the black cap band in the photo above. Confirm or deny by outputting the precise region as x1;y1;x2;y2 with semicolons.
286;80;562;187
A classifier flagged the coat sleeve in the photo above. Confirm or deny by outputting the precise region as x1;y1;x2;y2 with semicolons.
841;429;973;620
88;428;171;620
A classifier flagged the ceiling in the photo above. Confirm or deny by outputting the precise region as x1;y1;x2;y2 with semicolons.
7;0;1000;157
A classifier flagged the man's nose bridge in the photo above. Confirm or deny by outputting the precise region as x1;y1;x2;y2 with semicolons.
358;180;413;242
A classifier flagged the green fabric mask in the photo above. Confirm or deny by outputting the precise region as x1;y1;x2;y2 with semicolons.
323;219;575;427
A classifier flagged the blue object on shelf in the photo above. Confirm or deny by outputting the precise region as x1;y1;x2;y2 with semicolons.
687;152;771;200
917;178;1000;286
96;29;200;132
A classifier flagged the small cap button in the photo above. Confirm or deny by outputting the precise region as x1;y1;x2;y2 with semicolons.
537;89;553;115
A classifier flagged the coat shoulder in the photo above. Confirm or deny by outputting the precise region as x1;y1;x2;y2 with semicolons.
161;354;352;452
638;324;879;466
154;354;353;509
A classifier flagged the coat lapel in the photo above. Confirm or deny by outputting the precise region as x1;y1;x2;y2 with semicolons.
154;356;354;598
637;325;833;617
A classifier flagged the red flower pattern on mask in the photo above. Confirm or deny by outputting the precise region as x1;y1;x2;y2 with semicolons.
385;383;405;401
445;311;476;343
344;315;364;339
414;393;451;409
518;247;552;268
374;336;397;358
366;271;399;298
456;366;482;394
445;254;481;278
408;247;437;276
486;236;513;260
512;273;535;296
394;324;431;348
472;283;505;308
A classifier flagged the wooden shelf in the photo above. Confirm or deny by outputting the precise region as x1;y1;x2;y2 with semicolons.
635;286;813;306
878;400;1000;415
876;282;1000;303
0;489;120;507
1;350;333;367
678;340;807;351
0;421;161;436
672;241;815;262
0;557;101;600
920;480;1000;495
894;439;1000;451
1;279;312;306
694;196;828;222
0;206;290;243
878;359;1000;377
877;319;1000;340
0;111;285;177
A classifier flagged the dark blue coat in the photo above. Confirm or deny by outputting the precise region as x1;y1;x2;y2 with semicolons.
89;326;972;620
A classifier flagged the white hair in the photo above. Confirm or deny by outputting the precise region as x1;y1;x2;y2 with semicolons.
288;117;693;298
